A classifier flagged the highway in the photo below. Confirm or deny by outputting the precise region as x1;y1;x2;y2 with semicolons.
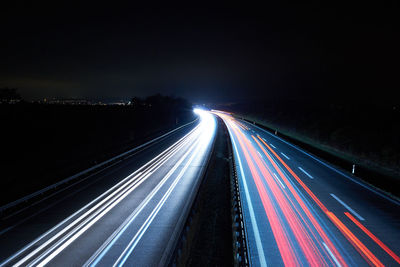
215;111;400;267
0;109;216;266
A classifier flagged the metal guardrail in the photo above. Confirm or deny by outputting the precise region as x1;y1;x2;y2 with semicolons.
227;126;250;266
0;119;198;213
166;117;218;266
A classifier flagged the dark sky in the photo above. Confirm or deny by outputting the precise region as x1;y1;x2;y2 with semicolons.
1;3;399;105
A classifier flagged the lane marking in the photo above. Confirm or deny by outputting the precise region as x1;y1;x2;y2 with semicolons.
89;137;202;266
33;133;203;267
1;159;122;223
269;143;276;149
113;137;204;266
298;167;314;179
344;212;400;264
6;126;200;267
231;135;267;267
330;194;364;221
0;160;132;236
273;173;286;189
280;152;290;160
257;151;263;158
255;134;376;266
326;211;382;266
86;112;216;266
250;122;400;206
0;119;199;214
323;242;342;267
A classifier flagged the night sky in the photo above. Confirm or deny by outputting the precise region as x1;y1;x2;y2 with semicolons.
1;3;398;105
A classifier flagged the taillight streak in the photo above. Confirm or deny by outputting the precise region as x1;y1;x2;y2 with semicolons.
234;127;326;266
227;119;299;266
256;135;384;266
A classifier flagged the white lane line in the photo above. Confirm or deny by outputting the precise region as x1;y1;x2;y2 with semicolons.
323;242;341;267
298;167;314;179
113;137;204;267
269;143;276;149
33;131;203;267
330;194;365;221
10;128;199;267
280;152;290;160
273;173;285;189
251;123;400;206
257;151;263;158
231;135;267;267
87;137;202;266
33;134;201;267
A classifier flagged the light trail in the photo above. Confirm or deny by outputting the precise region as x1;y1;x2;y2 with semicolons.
35;137;203;267
114;133;206;266
236;128;327;266
229;120;299;266
85;138;201;266
330;194;364;221
2;110;216;267
344;212;400;264
90;111;216;266
215;111;398;266
230;136;267;267
255;134;383;266
13;128;199;267
216;112;349;266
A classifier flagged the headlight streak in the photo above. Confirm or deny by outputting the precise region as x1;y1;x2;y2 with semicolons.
3;122;201;267
93;111;216;266
24;132;200;267
85;113;216;267
87;130;204;266
114;129;209;266
34;135;203;267
41;134;203;267
7;111;215;267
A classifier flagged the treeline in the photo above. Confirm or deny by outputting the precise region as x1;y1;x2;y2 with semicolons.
0;87;22;103
0;94;194;204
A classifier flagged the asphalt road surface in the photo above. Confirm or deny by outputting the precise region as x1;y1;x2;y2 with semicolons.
215;111;400;267
0;110;216;267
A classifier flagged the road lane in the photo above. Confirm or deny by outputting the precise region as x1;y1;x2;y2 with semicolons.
215;111;400;266
0;110;216;266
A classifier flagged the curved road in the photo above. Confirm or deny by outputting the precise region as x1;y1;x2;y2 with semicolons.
0;110;216;267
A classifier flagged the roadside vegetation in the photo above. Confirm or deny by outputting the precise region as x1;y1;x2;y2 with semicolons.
222;99;400;196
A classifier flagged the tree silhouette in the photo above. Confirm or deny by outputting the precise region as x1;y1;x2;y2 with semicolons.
0;87;22;102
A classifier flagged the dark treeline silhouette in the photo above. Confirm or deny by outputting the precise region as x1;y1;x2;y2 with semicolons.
0;94;194;205
0;87;22;103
